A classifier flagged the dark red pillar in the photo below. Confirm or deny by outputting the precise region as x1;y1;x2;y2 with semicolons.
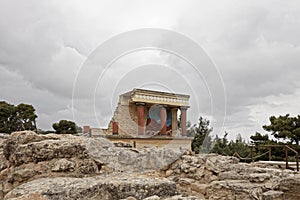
180;106;188;136
112;122;118;135
160;106;167;135
136;103;145;135
83;126;91;134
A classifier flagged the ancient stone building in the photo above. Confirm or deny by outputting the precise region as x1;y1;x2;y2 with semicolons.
91;88;193;149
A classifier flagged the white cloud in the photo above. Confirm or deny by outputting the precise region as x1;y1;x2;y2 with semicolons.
0;0;299;138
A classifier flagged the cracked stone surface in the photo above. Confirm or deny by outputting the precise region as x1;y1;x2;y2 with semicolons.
1;131;299;200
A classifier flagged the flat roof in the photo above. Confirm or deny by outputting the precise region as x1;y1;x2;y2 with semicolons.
120;88;190;107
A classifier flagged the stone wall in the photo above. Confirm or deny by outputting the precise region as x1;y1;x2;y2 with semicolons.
91;128;109;136
108;94;148;136
108;137;193;151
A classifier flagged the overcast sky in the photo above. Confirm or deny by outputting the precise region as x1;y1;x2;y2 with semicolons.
1;0;299;140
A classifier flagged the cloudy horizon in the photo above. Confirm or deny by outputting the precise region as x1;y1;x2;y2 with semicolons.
1;0;300;140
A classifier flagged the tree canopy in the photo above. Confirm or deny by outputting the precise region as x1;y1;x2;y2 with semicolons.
52;120;77;134
250;132;269;146
0;101;37;133
211;132;250;158
189;116;213;153
263;114;300;145
189;113;300;162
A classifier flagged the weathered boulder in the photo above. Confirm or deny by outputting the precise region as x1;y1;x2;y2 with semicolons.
0;134;9;172
164;152;298;200
51;158;76;172
262;190;283;200
4;175;177;200
86;143;185;172
0;146;8;172
3;131;185;172
0;131;105;198
279;174;300;200
205;180;263;200
0;131;185;198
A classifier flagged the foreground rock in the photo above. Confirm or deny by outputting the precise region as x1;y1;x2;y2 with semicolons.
163;154;298;199
0;134;9;172
279;174;300;200
4;174;177;200
0;131;184;199
0;132;100;199
1;131;300;200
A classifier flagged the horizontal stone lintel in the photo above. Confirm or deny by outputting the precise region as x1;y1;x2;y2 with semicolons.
131;96;189;107
129;88;190;107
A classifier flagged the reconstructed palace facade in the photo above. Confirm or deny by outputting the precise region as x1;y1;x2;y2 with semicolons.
86;88;193;150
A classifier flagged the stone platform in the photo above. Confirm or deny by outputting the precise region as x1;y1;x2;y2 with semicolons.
97;135;193;151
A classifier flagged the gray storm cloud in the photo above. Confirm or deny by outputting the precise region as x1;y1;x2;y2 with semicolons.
0;0;299;140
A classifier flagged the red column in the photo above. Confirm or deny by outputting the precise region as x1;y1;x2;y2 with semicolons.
136;103;145;135
160;106;167;135
112;122;118;135
83;126;91;134
180;107;188;136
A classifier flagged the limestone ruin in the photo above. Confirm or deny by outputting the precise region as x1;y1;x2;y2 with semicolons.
87;89;193;150
1;131;300;200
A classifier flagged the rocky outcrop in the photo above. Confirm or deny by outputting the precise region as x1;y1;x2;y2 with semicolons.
0;131;102;199
1;131;300;200
164;154;298;199
279;174;300;200
4;174;177;200
0;131;185;199
0;135;9;172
